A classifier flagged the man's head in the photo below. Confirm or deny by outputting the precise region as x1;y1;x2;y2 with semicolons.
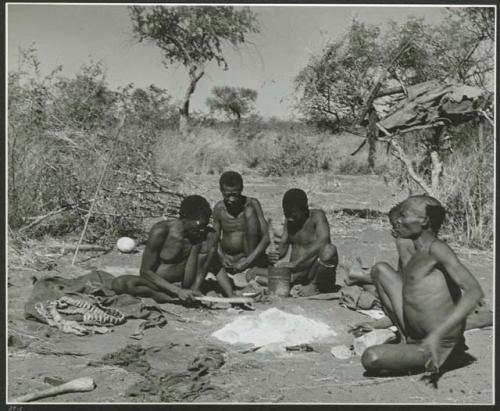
179;195;212;241
282;188;309;225
396;195;446;238
388;203;402;238
219;171;244;209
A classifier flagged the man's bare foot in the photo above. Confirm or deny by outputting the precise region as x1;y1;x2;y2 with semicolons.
290;283;319;297
345;257;372;286
465;300;493;330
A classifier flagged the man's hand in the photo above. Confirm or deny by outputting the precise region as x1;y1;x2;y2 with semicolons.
219;252;236;273
267;250;281;265
348;322;375;338
232;258;249;273
177;289;196;304
191;288;203;297
418;332;441;374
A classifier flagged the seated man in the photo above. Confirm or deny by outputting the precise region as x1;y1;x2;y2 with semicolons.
212;171;270;296
273;188;338;297
361;195;484;377
350;202;491;335
111;195;217;304
346;203;415;288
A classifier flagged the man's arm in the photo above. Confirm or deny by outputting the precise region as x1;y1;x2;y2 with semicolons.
212;203;232;269
139;224;184;297
421;240;484;370
277;220;290;258
290;210;330;270
240;198;270;268
182;242;201;289
191;231;217;293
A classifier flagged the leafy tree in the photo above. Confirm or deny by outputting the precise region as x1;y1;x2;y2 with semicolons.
383;9;494;89
295;9;494;130
294;19;381;129
129;5;259;130
206;86;257;123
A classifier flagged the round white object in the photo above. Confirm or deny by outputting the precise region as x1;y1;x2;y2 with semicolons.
117;237;136;253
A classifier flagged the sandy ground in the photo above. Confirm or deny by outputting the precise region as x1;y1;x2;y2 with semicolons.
7;173;494;404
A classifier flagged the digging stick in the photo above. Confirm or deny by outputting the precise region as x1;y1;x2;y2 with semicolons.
12;377;96;402
71;116;125;266
194;296;254;304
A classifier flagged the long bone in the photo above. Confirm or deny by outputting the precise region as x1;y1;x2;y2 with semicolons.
12;377;96;402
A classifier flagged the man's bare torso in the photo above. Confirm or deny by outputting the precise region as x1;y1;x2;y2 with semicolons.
150;220;191;280
403;240;463;341
215;197;255;257
289;209;324;266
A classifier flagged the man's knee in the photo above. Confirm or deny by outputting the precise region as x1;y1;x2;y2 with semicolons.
370;262;393;283
319;243;338;265
111;276;129;294
361;346;380;371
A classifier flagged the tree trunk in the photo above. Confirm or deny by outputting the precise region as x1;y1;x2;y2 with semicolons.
179;67;205;132
429;126;445;192
367;106;378;168
430;150;443;192
477;119;485;241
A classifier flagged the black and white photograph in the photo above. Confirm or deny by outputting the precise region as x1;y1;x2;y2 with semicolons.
5;1;496;405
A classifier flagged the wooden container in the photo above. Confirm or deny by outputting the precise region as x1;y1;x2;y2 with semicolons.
268;267;291;297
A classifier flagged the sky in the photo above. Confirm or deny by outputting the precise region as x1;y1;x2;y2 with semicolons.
7;3;453;119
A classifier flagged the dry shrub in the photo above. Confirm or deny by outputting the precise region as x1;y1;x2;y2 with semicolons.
437;124;494;249
8;49;182;243
154;126;243;177
384;122;493;249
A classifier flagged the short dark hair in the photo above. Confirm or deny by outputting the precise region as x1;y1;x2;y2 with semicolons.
179;195;212;220
388;203;401;222
282;188;308;212
219;171;243;189
406;195;446;233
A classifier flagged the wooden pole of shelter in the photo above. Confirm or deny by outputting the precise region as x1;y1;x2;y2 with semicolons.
71;116;126;266
376;123;439;201
367;106;378;168
354;38;413;127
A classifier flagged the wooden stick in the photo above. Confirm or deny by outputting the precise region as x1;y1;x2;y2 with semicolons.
350;138;367;156
72;117;125;266
302;292;340;300
194;296;254;304
379;121;446;136
479;110;494;127
376;123;436;198
12;377;96;402
18;207;69;233
355;38;413;126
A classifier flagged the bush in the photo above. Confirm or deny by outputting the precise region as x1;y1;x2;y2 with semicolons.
8;48;182;243
153;125;244;178
384;122;493;249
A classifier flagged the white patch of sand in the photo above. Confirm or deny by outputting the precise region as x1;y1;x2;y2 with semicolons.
212;308;336;349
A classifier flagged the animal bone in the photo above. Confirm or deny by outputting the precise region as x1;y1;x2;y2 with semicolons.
12;377;96;402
